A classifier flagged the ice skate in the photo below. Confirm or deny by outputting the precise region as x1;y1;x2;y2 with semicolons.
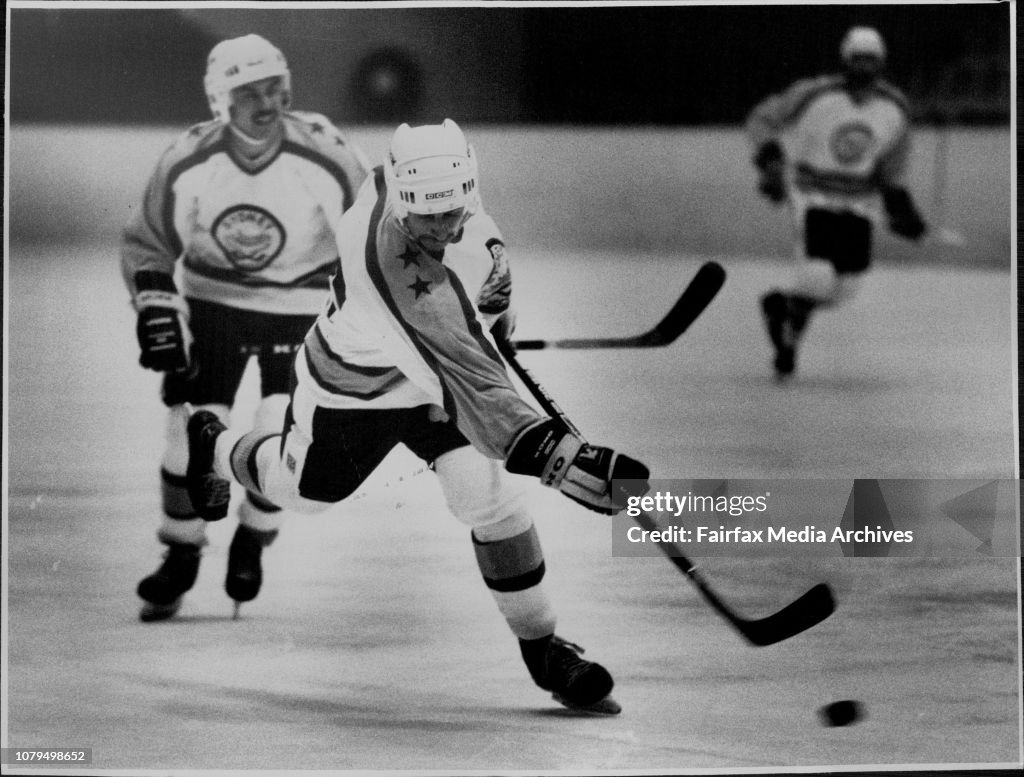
185;407;230;521
520;635;621;715
225;525;278;609
137;542;201;622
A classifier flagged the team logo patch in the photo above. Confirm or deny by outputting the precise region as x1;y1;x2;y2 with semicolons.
486;238;506;264
212;204;286;271
829;121;875;165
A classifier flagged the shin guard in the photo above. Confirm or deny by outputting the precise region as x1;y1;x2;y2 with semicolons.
473;525;556;640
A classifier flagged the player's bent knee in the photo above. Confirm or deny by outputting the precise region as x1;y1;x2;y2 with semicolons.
434;446;531;529
795;259;841;304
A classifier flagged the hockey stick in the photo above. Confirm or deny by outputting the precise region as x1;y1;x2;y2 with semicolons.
495;337;836;647
512;261;727;350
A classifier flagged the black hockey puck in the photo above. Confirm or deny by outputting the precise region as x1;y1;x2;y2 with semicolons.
818;699;863;727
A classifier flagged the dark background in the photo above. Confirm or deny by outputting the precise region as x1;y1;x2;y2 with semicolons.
9;4;1011;126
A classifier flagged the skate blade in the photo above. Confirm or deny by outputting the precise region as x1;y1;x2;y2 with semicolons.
552;693;622;716
139;597;183;623
232;601;242;620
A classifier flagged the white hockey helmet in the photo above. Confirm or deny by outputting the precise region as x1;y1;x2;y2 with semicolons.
840;26;886;64
204;34;291;123
385;119;480;219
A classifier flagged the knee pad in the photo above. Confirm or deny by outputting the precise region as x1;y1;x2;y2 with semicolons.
434;446;531;530
793;259;841;305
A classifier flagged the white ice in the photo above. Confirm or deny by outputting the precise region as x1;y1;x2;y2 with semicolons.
4;244;1021;774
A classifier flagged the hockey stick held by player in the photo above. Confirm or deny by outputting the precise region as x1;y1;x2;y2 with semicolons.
183;119;649;714
494;337;835;648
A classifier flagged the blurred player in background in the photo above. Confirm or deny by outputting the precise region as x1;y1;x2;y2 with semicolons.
121;34;369;621
746;25;927;379
181;119;650;714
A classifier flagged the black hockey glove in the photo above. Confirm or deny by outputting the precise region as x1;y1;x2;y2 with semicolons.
882;186;927;241
753;141;786;203
505;419;650;515
133;271;194;373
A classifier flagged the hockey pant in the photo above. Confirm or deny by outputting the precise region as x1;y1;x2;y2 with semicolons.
216;395;557;640
787;196;876;307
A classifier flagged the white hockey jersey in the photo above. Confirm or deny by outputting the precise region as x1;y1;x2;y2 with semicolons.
121;112;369;314
296;168;540;459
746;74;913;211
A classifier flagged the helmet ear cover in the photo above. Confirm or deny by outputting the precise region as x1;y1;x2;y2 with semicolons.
204;34;291;124
385;119;480;220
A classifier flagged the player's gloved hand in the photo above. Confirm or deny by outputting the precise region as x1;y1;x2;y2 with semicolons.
882;186;927;241
753;141;786;203
505;419;650;515
132;272;194;374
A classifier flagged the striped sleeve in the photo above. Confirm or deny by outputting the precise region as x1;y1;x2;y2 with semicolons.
119;123;221;296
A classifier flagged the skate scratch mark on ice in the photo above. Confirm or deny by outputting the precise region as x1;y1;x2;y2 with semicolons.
349;466;430;502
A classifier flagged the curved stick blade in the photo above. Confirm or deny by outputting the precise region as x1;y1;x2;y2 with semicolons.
694;579;835;647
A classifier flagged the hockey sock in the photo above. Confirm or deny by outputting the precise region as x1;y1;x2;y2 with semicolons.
787;294;817;339
472;523;557;640
157;467;208;546
219;429;276;495
238;491;283;535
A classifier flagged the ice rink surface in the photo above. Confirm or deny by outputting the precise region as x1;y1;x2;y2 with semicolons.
4;244;1022;774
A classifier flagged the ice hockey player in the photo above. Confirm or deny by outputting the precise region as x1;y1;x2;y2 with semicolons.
121;34;370;621
181;118;650;714
746;25;927;379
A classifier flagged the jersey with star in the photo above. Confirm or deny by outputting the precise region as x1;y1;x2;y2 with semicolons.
297;168;540;459
120;111;370;315
746;74;912;204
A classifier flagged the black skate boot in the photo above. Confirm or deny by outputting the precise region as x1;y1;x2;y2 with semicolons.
760;291;797;380
137;542;201;622
225;525;278;608
520;635;621;715
186;408;230;521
